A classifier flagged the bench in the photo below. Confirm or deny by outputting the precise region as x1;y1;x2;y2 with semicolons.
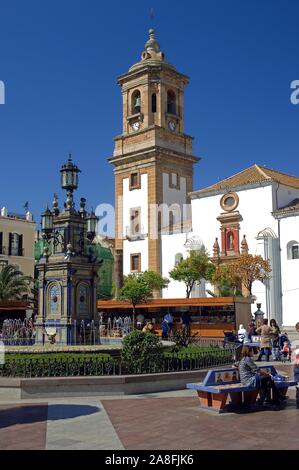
186;366;297;413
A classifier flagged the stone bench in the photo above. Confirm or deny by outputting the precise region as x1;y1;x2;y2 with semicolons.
187;365;297;413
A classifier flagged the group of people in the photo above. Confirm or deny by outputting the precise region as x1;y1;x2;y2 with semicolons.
140;312;191;339
238;318;291;362
237;322;299;410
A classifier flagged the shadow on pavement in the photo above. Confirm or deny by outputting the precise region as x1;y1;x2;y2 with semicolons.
0;404;100;429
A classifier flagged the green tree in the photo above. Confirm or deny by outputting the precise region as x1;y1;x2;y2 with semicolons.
119;271;169;327
121;330;163;373
232;254;271;297
211;264;241;297
0;264;32;303
169;248;214;298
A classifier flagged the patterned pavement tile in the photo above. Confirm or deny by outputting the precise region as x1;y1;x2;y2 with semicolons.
0;403;48;450
102;396;299;450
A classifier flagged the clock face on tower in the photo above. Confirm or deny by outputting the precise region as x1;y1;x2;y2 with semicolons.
168;120;176;132
132;121;140;131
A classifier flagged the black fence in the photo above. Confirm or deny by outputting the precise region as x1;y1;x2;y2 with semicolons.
0;348;237;378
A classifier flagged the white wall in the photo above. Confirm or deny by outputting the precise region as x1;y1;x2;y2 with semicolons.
122;174;148;236
123;238;149;276
280;215;299;326
161;232;190;298
162;173;187;226
191;185;276;256
191;185;278;314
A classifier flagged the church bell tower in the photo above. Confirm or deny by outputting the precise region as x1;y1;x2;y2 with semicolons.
109;29;199;292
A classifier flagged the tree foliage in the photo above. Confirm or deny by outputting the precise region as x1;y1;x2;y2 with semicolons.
211;264;241;297
211;255;271;297
232;254;271;296
119;271;169;308
0;264;32;303
121;330;163;373
169;248;214;298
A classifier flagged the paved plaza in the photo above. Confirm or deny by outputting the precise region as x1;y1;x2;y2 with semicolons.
0;369;299;450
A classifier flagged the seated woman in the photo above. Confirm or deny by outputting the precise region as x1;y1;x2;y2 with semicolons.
238;346;282;409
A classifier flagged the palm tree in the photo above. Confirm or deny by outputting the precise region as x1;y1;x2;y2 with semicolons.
0;264;32;303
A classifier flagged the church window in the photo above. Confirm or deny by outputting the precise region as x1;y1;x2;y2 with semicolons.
131;90;141;114
169;172;180;189
130;172;140;190
220;192;239;212
167;90;176;114
287;241;299;260
131;253;141;272
152;93;157;113
175;253;183;266
292;245;299;259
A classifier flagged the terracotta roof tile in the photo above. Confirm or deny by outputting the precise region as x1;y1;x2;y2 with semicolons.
190;164;299;196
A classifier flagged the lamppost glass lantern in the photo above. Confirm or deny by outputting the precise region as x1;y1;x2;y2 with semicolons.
60;154;81;191
41;207;53;234
86;212;98;240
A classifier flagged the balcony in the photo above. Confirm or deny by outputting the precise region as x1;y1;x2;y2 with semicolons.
125;225;146;241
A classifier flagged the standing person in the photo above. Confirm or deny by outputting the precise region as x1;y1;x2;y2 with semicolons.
270;319;280;361
256;319;273;362
239;346;282;409
181;312;191;336
247;321;256;342
164;312;173;337
161;319;169;340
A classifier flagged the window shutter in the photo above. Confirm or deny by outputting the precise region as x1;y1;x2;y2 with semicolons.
18;234;23;256
0;232;2;254
8;233;12;256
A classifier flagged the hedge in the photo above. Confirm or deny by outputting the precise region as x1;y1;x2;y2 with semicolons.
0;352;116;378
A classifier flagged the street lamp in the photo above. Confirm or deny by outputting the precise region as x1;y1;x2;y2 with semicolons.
60;154;81;191
86;211;98;241
41;207;53;234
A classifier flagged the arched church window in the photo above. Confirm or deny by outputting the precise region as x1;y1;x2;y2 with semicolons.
152;93;157;113
292;245;299;259
167;90;176;114
175;253;183;266
287;241;299;260
132;90;141;114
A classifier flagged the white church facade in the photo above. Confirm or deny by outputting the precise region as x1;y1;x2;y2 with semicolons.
110;29;299;328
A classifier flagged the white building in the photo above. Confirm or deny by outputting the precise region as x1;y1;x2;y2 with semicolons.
159;165;299;329
111;30;299;329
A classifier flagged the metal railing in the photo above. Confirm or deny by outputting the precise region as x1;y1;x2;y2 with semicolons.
0;348;236;378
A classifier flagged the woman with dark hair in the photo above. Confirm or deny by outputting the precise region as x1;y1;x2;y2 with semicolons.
239;346;282;408
247;321;256;342
270;319;280;361
256;319;273;362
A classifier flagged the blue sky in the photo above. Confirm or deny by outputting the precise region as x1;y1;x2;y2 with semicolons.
0;0;299;224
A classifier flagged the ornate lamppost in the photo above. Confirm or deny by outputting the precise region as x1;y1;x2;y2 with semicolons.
35;155;100;345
